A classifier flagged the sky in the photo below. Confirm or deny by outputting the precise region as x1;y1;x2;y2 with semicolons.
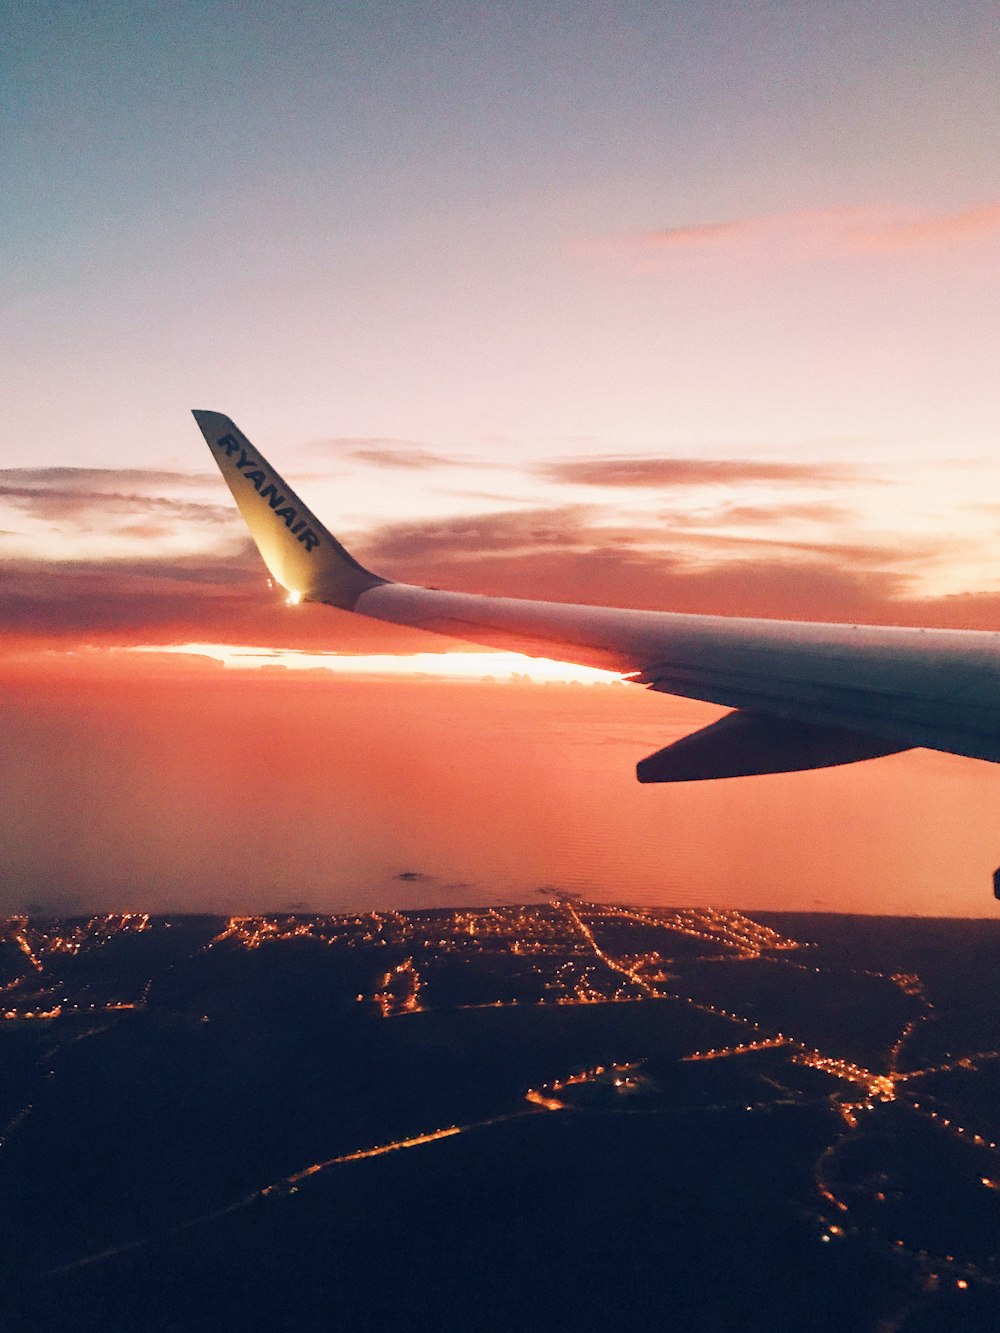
3;1;1000;916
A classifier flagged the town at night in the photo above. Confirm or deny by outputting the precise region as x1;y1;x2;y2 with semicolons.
4;904;1000;1329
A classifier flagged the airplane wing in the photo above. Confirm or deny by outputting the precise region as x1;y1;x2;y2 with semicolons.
193;410;1000;782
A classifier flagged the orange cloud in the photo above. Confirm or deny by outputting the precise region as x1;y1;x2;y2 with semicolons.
0;478;229;527
539;457;850;487
351;446;461;470
643;209;853;250
853;201;1000;253
609;201;1000;265
362;506;596;562
309;437;466;469
680;502;851;527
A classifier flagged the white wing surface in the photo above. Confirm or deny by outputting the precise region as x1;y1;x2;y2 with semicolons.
194;411;1000;782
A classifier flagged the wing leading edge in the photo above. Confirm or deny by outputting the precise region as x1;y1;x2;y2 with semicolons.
193;411;1000;781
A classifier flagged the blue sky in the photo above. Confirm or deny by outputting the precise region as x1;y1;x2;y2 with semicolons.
4;0;999;469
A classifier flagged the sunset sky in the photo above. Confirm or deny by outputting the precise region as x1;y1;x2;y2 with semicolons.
4;1;1000;916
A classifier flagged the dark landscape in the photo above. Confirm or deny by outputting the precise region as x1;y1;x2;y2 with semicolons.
3;904;1000;1331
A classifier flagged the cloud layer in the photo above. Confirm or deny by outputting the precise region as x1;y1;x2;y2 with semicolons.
540;457;850;488
2;452;995;658
609;201;1000;266
0;466;235;548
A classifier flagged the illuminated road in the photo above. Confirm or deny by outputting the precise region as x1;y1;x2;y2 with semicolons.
48;1109;546;1276
561;902;663;997
682;1037;792;1063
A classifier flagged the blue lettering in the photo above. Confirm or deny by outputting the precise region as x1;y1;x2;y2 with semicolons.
215;436;315;554
260;483;285;509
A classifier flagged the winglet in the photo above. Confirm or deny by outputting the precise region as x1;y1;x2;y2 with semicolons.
193;410;388;610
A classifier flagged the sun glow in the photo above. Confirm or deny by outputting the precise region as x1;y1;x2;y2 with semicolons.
132;643;624;685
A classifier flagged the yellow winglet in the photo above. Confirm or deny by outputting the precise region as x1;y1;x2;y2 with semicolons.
193;410;387;610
